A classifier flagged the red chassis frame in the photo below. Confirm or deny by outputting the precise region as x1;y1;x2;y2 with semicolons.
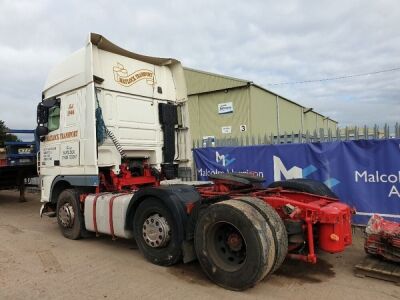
195;178;353;263
97;163;159;193
94;165;352;264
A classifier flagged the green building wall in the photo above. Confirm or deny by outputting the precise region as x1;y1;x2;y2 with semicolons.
185;69;338;142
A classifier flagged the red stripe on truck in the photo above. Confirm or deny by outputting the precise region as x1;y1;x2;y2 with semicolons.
109;194;122;239
93;194;105;236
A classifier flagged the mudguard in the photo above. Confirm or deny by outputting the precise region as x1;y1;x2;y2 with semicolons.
125;184;201;242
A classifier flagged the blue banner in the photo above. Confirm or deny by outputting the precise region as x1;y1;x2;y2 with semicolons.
193;139;400;224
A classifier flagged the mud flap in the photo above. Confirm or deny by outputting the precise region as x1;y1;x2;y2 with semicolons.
182;240;196;263
40;203;56;218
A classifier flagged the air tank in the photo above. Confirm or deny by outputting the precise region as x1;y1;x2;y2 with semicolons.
318;202;352;253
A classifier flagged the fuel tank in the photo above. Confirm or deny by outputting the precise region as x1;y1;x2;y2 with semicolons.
84;193;134;239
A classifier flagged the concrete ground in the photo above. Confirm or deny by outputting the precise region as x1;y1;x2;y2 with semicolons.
0;190;398;300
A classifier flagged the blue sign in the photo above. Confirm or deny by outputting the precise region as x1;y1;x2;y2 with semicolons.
193;139;400;224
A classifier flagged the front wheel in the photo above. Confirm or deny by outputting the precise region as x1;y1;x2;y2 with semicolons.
133;198;182;266
56;189;85;240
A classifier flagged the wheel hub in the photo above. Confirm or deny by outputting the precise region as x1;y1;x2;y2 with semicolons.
227;233;243;251
208;222;247;271
142;213;171;248
58;203;75;228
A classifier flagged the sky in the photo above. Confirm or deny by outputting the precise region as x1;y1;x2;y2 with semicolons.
0;0;399;130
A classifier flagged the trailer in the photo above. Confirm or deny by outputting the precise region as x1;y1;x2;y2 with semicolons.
37;33;352;290
0;129;38;201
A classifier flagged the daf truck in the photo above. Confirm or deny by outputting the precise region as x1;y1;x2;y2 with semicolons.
37;33;352;290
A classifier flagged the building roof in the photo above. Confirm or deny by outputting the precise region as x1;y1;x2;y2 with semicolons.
183;67;338;124
184;67;250;95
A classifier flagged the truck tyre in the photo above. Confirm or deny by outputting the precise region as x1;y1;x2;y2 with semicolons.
234;197;288;272
56;189;85;240
268;178;338;199
194;200;275;291
133;198;182;266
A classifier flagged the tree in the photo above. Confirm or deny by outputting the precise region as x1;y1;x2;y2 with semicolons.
0;120;20;148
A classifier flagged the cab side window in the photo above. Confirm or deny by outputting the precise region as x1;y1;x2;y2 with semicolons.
48;106;60;132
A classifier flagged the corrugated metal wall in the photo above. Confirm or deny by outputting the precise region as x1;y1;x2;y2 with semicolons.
188;87;249;139
185;69;338;141
277;94;303;133
249;86;277;136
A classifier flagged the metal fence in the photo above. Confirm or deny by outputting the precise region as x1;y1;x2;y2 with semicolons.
194;123;400;147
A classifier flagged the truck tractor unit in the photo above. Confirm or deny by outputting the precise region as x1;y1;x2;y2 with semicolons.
37;33;353;291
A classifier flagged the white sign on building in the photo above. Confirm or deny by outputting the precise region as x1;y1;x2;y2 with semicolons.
218;102;234;114
221;126;232;134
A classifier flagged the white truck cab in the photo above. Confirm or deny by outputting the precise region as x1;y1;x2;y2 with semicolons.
37;33;192;206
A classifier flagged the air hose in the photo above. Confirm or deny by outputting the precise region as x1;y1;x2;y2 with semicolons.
105;127;127;159
95;88;127;159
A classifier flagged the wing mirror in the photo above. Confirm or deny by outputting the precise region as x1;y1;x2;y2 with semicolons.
37;102;48;125
42;98;59;108
36;97;60;141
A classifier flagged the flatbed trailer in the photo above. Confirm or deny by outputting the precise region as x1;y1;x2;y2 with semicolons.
0;129;38;201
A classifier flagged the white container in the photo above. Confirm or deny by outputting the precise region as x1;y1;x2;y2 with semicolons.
84;193;135;239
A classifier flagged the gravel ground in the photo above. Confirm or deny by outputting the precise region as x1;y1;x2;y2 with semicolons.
0;190;399;300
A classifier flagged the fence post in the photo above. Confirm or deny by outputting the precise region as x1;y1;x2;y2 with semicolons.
364;125;368;140
312;129;317;142
298;130;302;143
319;128;324;142
384;124;389;138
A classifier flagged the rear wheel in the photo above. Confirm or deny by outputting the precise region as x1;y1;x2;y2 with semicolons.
133;198;182;266
194;200;276;291
234;196;288;272
56;189;85;240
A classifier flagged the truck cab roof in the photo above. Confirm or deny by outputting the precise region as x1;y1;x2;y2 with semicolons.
43;33;187;102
